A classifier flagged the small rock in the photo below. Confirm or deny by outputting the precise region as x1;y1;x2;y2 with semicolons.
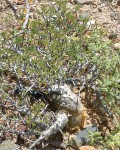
113;43;120;50
74;0;94;5
110;12;116;19
101;3;105;7
92;9;97;13
30;7;35;12
87;20;95;25
98;7;102;12
80;12;90;19
110;12;119;20
16;0;24;5
79;146;95;150
102;20;109;24
87;20;96;30
93;4;97;8
33;14;38;19
79;145;95;150
69;126;98;149
51;2;56;5
108;33;118;39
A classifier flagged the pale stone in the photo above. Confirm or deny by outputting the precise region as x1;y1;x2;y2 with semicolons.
75;0;94;5
113;43;120;50
79;145;95;150
69;126;97;149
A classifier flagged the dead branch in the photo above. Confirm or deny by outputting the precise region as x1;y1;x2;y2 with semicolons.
29;83;86;149
29;112;68;149
22;0;30;29
17;0;30;35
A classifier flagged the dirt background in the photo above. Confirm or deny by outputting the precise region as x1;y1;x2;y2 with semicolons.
0;0;120;43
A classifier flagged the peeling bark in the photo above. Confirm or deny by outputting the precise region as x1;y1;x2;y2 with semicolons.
49;84;84;115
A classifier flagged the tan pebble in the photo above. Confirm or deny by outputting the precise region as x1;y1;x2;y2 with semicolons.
113;43;120;50
79;145;95;150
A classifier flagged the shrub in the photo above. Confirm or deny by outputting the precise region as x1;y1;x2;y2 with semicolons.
0;0;119;149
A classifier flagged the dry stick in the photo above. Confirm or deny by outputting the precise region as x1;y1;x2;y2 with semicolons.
17;0;30;35
22;0;30;29
30;84;84;149
29;112;68;149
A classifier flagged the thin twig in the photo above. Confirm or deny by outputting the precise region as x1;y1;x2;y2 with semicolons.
17;0;30;35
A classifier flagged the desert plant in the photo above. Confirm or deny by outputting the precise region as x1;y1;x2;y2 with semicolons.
0;0;119;149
